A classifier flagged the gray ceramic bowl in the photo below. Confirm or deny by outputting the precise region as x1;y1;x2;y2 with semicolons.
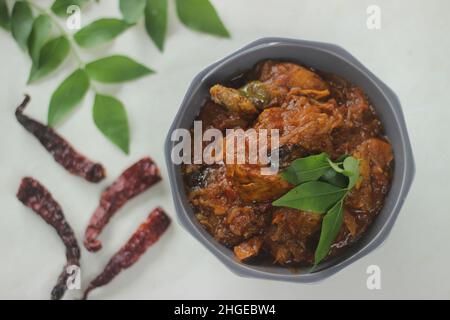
165;38;415;282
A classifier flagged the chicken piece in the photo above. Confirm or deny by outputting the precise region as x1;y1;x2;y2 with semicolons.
187;166;238;216
343;210;358;236
341;87;371;128
226;96;343;203
332;86;384;154
196;213;242;246
227;163;292;202
254;95;343;155
187;166;269;246
234;236;263;261
276;143;308;169
196;204;269;247
265;208;322;265
210;85;258;118
346;138;394;214
257;61;329;93
227;205;270;238
197;101;248;131
289;87;331;99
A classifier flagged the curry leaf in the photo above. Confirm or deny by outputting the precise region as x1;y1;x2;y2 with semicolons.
281;153;331;185
28;15;52;64
314;200;344;266
0;0;10;31
336;154;349;162
11;1;34;51
144;0;167;51
120;0;146;24
175;0;230;38
93;94;130;154
320;168;348;188
272;181;347;213
343;157;360;189
51;0;90;17
74;18;130;48
86;55;153;83
48;69;90;126
328;158;344;173
28;36;70;84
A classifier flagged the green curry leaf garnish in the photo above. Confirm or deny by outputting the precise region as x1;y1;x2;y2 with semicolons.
274;153;361;267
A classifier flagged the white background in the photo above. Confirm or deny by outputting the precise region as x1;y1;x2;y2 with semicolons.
0;0;449;299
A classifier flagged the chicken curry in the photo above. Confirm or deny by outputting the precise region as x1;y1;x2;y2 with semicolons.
182;60;394;268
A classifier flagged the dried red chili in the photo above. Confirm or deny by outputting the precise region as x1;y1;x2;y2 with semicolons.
84;157;162;252
83;207;171;299
15;95;106;183
16;177;81;300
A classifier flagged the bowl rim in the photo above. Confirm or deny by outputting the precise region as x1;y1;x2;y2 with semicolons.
165;37;415;282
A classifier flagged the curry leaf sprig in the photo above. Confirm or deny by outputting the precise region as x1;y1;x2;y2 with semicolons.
0;0;231;154
0;0;154;154
273;153;361;267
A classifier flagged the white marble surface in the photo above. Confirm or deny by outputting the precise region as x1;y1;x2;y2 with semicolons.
0;0;449;299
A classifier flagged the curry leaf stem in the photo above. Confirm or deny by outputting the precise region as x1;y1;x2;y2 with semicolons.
26;1;85;68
